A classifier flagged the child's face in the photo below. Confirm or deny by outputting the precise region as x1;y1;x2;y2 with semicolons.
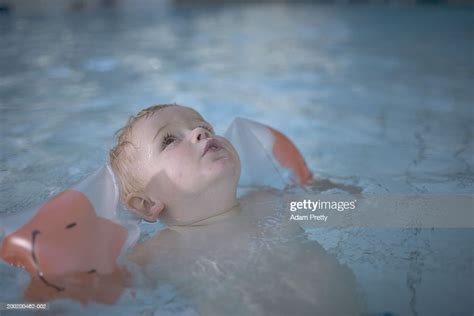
128;106;241;224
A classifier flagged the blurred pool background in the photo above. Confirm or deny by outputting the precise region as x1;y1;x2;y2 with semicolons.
1;0;472;214
0;1;472;315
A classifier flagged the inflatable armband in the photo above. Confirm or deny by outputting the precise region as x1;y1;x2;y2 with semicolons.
0;165;138;304
224;117;312;189
0;117;311;304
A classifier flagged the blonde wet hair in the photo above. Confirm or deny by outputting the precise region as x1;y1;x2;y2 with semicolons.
109;104;174;203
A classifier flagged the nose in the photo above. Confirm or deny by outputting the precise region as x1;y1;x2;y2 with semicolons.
190;127;211;143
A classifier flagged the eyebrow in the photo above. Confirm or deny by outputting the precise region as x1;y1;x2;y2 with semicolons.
152;123;170;141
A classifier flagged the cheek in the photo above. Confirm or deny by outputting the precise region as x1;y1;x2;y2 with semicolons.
161;146;199;184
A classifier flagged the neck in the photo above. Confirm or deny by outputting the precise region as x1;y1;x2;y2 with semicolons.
168;203;241;227
161;178;240;227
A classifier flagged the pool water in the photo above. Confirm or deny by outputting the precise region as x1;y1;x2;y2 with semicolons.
0;2;472;315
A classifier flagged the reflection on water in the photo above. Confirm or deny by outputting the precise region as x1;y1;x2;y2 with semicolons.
308;227;473;316
0;2;472;315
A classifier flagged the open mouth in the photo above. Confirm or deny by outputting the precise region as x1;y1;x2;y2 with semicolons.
202;138;222;157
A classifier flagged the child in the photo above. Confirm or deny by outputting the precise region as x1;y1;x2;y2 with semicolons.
109;104;367;315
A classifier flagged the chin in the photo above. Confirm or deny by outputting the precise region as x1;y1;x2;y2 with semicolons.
199;148;241;190
209;157;240;181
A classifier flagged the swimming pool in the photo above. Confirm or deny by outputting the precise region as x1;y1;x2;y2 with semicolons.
0;2;472;315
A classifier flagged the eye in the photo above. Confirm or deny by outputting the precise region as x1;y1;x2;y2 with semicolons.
162;133;176;150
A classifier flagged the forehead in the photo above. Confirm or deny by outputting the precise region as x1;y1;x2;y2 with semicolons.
154;106;203;123
133;106;205;138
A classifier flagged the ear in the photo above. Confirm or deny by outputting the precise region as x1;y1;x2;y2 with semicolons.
125;193;164;223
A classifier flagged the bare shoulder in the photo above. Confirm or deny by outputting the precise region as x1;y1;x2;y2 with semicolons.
128;228;180;266
239;188;305;234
